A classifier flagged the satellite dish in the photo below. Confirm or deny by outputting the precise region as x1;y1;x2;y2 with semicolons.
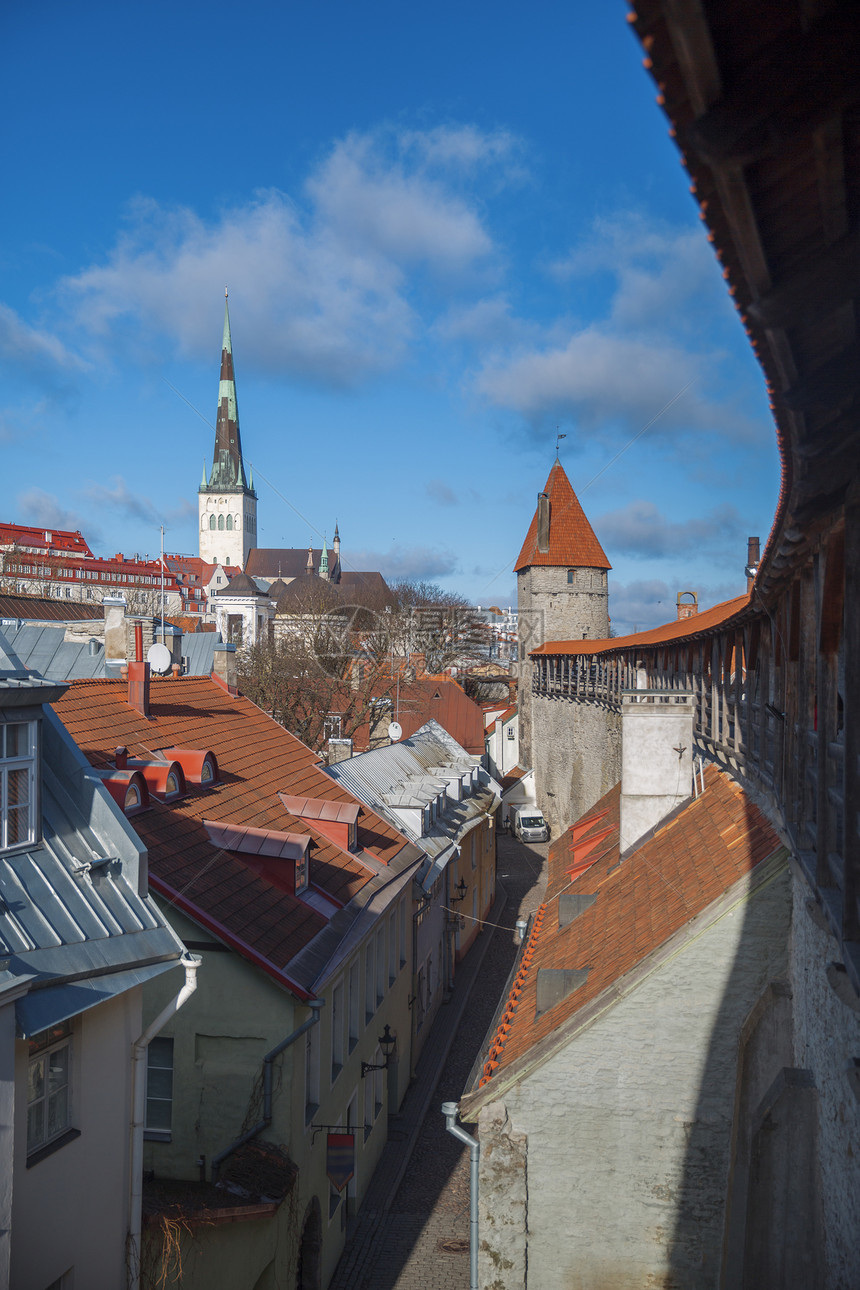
388;721;402;742
147;642;172;674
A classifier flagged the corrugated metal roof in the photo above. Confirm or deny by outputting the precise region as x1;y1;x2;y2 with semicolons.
327;720;500;862
0;702;186;1036
0;620;223;679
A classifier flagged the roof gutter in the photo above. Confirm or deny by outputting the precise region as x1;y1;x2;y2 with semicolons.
147;874;316;1001
442;1102;479;1290
128;953;200;1290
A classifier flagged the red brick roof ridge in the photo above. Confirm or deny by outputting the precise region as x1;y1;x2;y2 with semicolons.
514;460;611;574
477;901;549;1087
531;592;751;657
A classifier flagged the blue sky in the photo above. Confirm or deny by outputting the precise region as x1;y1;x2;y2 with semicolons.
2;1;778;633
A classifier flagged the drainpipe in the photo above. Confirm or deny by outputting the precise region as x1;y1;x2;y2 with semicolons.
210;998;325;1182
442;1101;479;1290
128;953;201;1290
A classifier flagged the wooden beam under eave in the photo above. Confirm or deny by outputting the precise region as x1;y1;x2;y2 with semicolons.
684;4;860;167
781;340;860;411
747;226;860;329
661;0;721;117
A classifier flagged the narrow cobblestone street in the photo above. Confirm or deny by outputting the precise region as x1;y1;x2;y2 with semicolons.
330;833;547;1289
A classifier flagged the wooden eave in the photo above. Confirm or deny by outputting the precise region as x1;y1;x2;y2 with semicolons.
630;0;860;602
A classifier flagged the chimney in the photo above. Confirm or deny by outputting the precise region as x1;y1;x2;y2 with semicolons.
746;536;760;592
328;738;353;764
103;595;128;668
676;591;698;621
620;690;694;854
128;659;151;717
115;746;128;769
536;492;551;554
212;642;238;690
127;621;151;716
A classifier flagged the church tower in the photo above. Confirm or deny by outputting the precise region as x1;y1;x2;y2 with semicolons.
515;459;611;774
199;293;258;569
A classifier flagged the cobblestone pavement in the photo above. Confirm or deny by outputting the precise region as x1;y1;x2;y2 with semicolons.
329;833;547;1290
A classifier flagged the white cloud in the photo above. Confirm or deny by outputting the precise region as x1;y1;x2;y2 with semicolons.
306;130;496;271
425;479;458;506
608;576;742;636
82;475;194;528
0;304;87;398
597;499;745;559
58;124;512;389
475;326;719;433
474;210;765;442
17;489;96;542
347;545;458;581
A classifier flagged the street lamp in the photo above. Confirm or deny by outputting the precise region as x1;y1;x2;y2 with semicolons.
361;1024;396;1078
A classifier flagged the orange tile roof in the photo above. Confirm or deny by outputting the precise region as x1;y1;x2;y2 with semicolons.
473;765;781;1089
514;460;611;573
53;676;411;992
531;592;751;656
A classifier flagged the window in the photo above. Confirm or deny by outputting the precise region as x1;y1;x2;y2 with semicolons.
506;725;515;740
209;515;216;530
304;1024;320;1124
27;1022;72;1156
388;911;397;985
348;961;359;1053
365;944;375;1023
567;569;575;584
331;981;344;1083
375;929;385;1006
399;898;407;969
218;514;225;531
226;515;233;531
145;1036;173;1139
1;721;37;852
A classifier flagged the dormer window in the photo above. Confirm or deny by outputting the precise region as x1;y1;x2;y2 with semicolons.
1;721;37;852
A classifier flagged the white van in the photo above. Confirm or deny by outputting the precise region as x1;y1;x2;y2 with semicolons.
512;807;549;843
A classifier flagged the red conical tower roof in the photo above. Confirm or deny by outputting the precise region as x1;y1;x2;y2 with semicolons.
514;460;611;573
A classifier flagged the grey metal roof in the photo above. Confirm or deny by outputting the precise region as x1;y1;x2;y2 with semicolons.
326;720;501;864
0;702;187;1036
0;620;223;680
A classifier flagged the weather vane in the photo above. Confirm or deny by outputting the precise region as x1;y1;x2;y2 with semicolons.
555;430;567;457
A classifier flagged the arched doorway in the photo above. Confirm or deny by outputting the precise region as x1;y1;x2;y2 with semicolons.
295;1197;322;1290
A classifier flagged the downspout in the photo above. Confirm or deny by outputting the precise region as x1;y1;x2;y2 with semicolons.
210;998;325;1182
442;1101;479;1290
128;953;201;1290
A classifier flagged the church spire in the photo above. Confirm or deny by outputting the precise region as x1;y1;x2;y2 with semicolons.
205;291;250;492
319;536;329;580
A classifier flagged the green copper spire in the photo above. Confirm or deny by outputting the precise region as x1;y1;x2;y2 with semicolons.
202;291;252;493
319;536;329;579
201;459;208;487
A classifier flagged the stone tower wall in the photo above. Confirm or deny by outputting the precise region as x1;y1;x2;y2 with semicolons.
517;564;610;781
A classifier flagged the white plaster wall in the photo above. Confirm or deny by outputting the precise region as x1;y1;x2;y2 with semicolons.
789;875;860;1289
12;989;141;1290
199;491;256;569
478;864;791;1290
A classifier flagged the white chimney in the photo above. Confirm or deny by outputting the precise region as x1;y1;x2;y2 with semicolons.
620;690;695;854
